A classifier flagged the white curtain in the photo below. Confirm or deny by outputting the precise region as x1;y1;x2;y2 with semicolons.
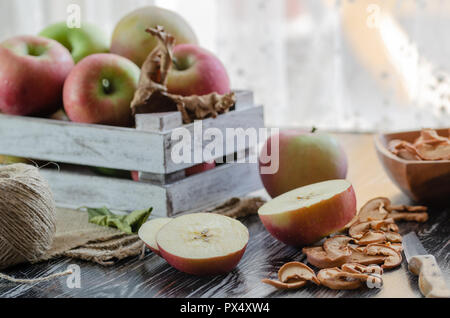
1;0;449;132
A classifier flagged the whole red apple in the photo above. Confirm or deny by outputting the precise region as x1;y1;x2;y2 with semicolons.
259;129;348;198
0;36;74;115
63;53;140;127
167;44;231;96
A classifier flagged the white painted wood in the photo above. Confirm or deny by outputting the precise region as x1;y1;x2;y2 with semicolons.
135;112;183;132
0;91;262;174
234;90;254;110
38;160;263;216
40;168;169;216
166;161;263;215
163;105;265;173
0;114;167;174
138;170;186;185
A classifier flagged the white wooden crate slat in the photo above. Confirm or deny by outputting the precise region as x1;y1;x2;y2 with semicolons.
0;89;265;215
0;115;166;173
0;90;261;174
41;162;262;216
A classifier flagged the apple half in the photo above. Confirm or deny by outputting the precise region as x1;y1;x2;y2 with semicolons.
156;213;249;276
258;179;357;247
138;218;172;256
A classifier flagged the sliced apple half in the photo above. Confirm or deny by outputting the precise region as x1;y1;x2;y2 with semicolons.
258;179;357;246
138;218;172;256
156;213;249;276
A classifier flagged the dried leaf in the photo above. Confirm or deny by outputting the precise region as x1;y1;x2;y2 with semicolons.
131;26;235;124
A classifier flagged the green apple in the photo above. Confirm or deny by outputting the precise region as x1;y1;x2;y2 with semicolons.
259;129;348;198
111;6;198;67
39;22;109;63
0;155;27;164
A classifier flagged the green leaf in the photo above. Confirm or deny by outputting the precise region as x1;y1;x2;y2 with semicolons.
87;206;152;235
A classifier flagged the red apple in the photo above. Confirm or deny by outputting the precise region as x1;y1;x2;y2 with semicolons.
0;35;74;115
167;44;231;96
131;171;139;181
185;161;216;177
258;180;357;247
138;218;172;256
111;6;198;67
259;129;348;198
156;213;249;276
63;53;140;127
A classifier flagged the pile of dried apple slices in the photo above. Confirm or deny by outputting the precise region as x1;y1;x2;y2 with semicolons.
263;197;429;290
138;213;249;276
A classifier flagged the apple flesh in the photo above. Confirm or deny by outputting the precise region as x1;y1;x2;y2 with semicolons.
259;129;348;198
258;179;357;247
63;53;140;127
167;44;231;96
111;6;198;67
39;22;109;63
156;213;249;276
0;35;74;115
138;218;172;256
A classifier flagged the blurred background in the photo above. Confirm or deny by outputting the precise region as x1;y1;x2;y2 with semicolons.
1;0;450;132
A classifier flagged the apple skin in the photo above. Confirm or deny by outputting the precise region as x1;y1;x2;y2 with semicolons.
259;130;348;198
166;44;231;96
0;35;74;116
111;6;198;67
131;171;139;181
0;155;27;164
63;53;140;127
259;184;357;247
39;22;109;63
145;243;162;257
185;161;216;177
158;243;247;276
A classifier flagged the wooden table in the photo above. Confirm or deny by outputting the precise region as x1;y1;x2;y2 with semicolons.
0;133;448;298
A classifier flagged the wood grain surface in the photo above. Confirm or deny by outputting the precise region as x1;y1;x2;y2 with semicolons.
0;133;448;298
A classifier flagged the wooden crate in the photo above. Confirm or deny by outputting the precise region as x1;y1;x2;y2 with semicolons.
0;91;265;216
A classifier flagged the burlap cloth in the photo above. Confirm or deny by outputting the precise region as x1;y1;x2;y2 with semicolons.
37;197;266;267
39;208;144;266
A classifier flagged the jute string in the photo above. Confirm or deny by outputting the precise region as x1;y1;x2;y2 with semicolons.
0;164;70;283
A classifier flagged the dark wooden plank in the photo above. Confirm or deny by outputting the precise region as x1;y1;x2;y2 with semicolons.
0;205;447;298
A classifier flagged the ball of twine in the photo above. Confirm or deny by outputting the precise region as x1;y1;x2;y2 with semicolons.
0;164;56;270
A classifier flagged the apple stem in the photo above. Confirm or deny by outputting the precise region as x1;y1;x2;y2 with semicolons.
102;79;113;95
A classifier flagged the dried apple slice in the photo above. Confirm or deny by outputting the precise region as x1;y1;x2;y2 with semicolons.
278;262;320;285
261;278;307;290
341;263;383;276
364;244;402;269
349;246;385;265
355;231;386;245
323;235;352;259
389;212;429;223
303;246;350;269
138;217;172;256
156;213;249;276
317;268;364;290
357;197;390;222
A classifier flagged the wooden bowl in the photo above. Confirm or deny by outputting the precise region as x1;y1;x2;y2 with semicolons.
374;129;450;203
